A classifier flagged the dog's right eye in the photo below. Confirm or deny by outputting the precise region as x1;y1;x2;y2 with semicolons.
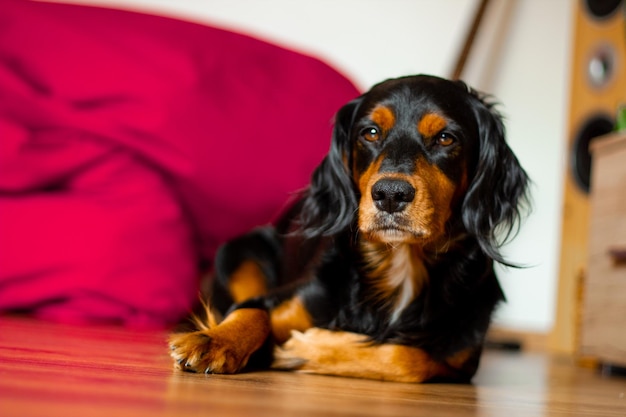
360;127;381;142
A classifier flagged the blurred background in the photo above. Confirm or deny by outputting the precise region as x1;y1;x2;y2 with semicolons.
32;0;626;354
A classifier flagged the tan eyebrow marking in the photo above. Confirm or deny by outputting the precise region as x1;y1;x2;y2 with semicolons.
370;105;396;134
418;113;447;137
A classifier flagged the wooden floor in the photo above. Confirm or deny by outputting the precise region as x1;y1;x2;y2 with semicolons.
1;316;625;417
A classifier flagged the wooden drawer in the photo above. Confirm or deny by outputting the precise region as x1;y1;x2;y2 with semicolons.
580;133;626;366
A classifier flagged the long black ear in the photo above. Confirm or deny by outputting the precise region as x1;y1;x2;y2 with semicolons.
461;89;531;266
296;97;363;238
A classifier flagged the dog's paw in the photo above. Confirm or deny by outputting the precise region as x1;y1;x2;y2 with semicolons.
169;330;250;374
170;308;272;374
272;328;368;373
272;328;437;382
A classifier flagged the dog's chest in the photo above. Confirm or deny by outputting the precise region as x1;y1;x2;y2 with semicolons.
361;242;429;323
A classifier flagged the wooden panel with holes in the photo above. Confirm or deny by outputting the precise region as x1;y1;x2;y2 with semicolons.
551;0;626;354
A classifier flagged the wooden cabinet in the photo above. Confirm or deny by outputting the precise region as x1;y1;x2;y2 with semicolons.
580;132;626;367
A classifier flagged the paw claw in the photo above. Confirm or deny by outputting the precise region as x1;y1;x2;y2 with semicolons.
168;330;250;374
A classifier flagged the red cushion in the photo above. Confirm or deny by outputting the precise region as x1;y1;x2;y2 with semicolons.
0;0;359;327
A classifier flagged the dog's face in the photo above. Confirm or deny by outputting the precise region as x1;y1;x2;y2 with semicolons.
301;74;528;265
348;76;479;246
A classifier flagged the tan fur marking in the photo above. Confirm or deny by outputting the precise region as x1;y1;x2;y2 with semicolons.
370;105;396;134
357;159;456;247
358;157;396;234
445;348;475;370
270;297;314;344
355;157;382;228
411;158;456;241
418;112;447;138
228;261;268;303
361;241;428;321
274;328;452;382
170;308;271;374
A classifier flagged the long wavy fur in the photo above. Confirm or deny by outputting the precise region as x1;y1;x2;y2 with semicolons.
297;98;362;238
460;86;531;266
296;84;530;267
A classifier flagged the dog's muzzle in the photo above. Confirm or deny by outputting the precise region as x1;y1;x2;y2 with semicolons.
371;178;415;214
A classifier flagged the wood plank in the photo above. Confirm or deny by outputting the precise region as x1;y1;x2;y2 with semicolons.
581;133;626;366
1;316;625;417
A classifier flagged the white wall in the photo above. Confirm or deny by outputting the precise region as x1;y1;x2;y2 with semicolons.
57;0;574;333
460;0;574;332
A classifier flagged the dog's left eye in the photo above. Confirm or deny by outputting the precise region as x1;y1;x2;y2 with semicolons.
437;132;455;146
360;127;381;142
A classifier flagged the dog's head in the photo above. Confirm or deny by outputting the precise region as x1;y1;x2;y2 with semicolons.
299;75;529;265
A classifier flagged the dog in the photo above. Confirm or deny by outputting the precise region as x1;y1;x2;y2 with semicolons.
169;74;530;383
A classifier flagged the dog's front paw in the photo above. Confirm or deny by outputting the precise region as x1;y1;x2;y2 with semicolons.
170;308;271;374
272;328;368;373
169;330;250;374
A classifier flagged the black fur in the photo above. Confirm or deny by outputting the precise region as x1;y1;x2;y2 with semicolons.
297;97;362;238
210;74;530;382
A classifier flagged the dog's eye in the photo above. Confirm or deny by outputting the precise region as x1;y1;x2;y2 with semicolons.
437;132;455;146
360;127;381;142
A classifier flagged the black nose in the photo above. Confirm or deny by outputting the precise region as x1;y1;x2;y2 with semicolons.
371;179;415;213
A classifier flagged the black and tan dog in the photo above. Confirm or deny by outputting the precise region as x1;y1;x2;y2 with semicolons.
169;74;530;383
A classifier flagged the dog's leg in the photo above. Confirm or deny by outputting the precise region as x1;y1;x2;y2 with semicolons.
169;308;271;374
169;227;281;374
273;328;471;383
269;295;314;344
226;260;270;304
209;227;283;315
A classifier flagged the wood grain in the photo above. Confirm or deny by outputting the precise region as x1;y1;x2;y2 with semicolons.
581;133;626;366
1;316;625;417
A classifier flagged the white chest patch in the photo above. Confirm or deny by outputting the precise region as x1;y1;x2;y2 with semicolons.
384;244;428;323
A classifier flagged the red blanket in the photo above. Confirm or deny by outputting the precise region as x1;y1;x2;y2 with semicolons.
0;0;359;327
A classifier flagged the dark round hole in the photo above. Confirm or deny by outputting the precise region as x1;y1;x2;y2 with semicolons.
583;0;624;20
572;114;614;193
